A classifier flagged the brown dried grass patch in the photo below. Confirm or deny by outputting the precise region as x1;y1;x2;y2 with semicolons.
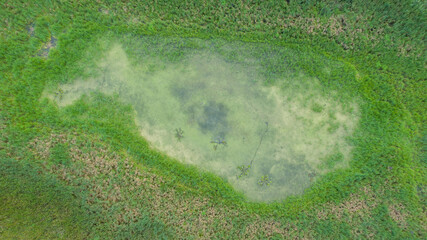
388;203;408;229
27;132;307;238
316;186;377;221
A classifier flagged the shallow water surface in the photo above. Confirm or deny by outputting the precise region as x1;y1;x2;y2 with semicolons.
46;41;360;202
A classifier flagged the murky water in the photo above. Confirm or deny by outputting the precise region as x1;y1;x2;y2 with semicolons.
44;39;359;202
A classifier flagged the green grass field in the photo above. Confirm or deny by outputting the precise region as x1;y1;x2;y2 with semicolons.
0;0;425;239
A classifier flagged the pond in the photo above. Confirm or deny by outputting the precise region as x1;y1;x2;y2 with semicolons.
45;38;360;202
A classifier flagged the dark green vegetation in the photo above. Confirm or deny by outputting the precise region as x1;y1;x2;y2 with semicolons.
1;0;425;239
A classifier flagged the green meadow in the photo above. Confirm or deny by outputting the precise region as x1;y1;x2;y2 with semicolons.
1;0;425;239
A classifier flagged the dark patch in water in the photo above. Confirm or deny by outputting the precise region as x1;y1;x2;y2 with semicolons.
196;101;229;138
50;36;58;48
171;86;193;103
38;35;58;58
27;23;35;36
170;82;206;103
269;162;310;185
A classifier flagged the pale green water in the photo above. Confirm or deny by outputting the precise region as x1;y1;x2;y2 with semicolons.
45;39;360;202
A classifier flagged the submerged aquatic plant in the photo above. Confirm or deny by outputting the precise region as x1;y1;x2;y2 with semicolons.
249;122;269;166
210;138;227;151
258;175;272;187
55;88;64;100
236;122;271;184
237;165;251;178
308;171;317;182
175;128;184;141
